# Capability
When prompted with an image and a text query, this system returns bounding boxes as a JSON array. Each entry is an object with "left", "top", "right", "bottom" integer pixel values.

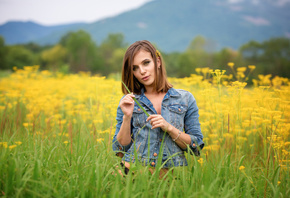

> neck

[{"left": 144, "top": 86, "right": 156, "bottom": 95}]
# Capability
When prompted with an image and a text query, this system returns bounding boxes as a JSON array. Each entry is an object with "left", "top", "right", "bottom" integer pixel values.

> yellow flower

[
  {"left": 0, "top": 142, "right": 8, "bottom": 148},
  {"left": 156, "top": 50, "right": 161, "bottom": 57},
  {"left": 9, "top": 145, "right": 17, "bottom": 150},
  {"left": 239, "top": 166, "right": 245, "bottom": 171},
  {"left": 15, "top": 141, "right": 22, "bottom": 145},
  {"left": 248, "top": 65, "right": 256, "bottom": 71},
  {"left": 227, "top": 62, "right": 234, "bottom": 68},
  {"left": 96, "top": 138, "right": 104, "bottom": 142},
  {"left": 198, "top": 158, "right": 204, "bottom": 166},
  {"left": 277, "top": 181, "right": 281, "bottom": 185},
  {"left": 63, "top": 141, "right": 69, "bottom": 144},
  {"left": 237, "top": 67, "right": 247, "bottom": 72},
  {"left": 23, "top": 123, "right": 29, "bottom": 127}
]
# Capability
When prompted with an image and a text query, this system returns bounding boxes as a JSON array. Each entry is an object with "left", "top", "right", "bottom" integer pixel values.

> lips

[{"left": 142, "top": 76, "right": 150, "bottom": 81}]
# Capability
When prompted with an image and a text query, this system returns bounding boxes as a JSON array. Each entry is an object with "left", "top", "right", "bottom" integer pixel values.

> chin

[{"left": 143, "top": 81, "right": 154, "bottom": 86}]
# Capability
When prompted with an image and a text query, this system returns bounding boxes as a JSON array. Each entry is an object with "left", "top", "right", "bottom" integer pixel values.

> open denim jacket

[{"left": 112, "top": 88, "right": 204, "bottom": 168}]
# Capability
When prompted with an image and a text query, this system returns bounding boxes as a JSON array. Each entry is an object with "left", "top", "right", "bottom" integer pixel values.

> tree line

[{"left": 0, "top": 30, "right": 289, "bottom": 79}]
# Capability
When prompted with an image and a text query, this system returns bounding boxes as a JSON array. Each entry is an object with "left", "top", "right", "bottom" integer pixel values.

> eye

[
  {"left": 144, "top": 61, "right": 150, "bottom": 66},
  {"left": 133, "top": 66, "right": 138, "bottom": 71}
]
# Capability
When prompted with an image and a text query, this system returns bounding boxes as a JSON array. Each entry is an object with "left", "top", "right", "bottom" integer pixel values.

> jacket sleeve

[
  {"left": 183, "top": 92, "right": 204, "bottom": 156},
  {"left": 112, "top": 98, "right": 133, "bottom": 154}
]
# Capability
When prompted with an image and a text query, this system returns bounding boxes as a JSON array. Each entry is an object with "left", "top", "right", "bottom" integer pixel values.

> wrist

[
  {"left": 123, "top": 115, "right": 132, "bottom": 121},
  {"left": 172, "top": 131, "right": 181, "bottom": 142},
  {"left": 166, "top": 124, "right": 174, "bottom": 134}
]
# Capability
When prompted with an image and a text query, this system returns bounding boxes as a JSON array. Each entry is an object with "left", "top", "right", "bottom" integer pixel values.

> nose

[{"left": 139, "top": 66, "right": 146, "bottom": 75}]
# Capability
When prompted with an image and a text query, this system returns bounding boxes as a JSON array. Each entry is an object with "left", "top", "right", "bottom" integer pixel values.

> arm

[
  {"left": 165, "top": 125, "right": 191, "bottom": 149},
  {"left": 182, "top": 92, "right": 204, "bottom": 155},
  {"left": 117, "top": 115, "right": 132, "bottom": 146},
  {"left": 112, "top": 94, "right": 135, "bottom": 157}
]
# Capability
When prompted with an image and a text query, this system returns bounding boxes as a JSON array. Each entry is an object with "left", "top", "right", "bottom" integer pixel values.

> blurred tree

[
  {"left": 175, "top": 36, "right": 214, "bottom": 77},
  {"left": 101, "top": 33, "right": 127, "bottom": 49},
  {"left": 176, "top": 52, "right": 196, "bottom": 77},
  {"left": 6, "top": 45, "right": 36, "bottom": 69},
  {"left": 109, "top": 48, "right": 126, "bottom": 73},
  {"left": 41, "top": 44, "right": 68, "bottom": 71},
  {"left": 99, "top": 33, "right": 127, "bottom": 75},
  {"left": 240, "top": 37, "right": 290, "bottom": 78},
  {"left": 187, "top": 35, "right": 207, "bottom": 51},
  {"left": 23, "top": 42, "right": 50, "bottom": 53},
  {"left": 213, "top": 48, "right": 242, "bottom": 70},
  {"left": 0, "top": 36, "right": 8, "bottom": 70},
  {"left": 61, "top": 30, "right": 98, "bottom": 72},
  {"left": 162, "top": 52, "right": 181, "bottom": 77}
]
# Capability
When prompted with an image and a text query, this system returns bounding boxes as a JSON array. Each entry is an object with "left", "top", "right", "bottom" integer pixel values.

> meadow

[{"left": 0, "top": 65, "right": 289, "bottom": 197}]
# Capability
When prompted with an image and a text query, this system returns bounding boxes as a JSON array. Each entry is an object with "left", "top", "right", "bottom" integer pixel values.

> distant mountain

[
  {"left": 1, "top": 0, "right": 290, "bottom": 52},
  {"left": 0, "top": 21, "right": 86, "bottom": 45}
]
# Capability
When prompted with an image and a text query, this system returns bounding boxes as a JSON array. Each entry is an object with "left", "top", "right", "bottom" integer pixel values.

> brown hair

[{"left": 121, "top": 40, "right": 172, "bottom": 95}]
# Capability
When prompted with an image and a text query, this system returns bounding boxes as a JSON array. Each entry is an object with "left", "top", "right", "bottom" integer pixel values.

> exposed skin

[{"left": 116, "top": 50, "right": 192, "bottom": 177}]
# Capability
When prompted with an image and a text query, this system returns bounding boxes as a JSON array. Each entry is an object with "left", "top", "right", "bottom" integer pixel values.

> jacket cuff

[
  {"left": 185, "top": 135, "right": 204, "bottom": 156},
  {"left": 112, "top": 139, "right": 132, "bottom": 154}
]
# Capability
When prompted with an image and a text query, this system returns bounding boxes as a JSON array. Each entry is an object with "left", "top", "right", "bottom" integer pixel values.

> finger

[
  {"left": 150, "top": 119, "right": 159, "bottom": 126},
  {"left": 151, "top": 123, "right": 163, "bottom": 129},
  {"left": 150, "top": 120, "right": 163, "bottom": 128},
  {"left": 146, "top": 114, "right": 159, "bottom": 122},
  {"left": 127, "top": 93, "right": 135, "bottom": 100},
  {"left": 128, "top": 95, "right": 135, "bottom": 103},
  {"left": 122, "top": 100, "right": 134, "bottom": 105},
  {"left": 149, "top": 117, "right": 163, "bottom": 125},
  {"left": 146, "top": 115, "right": 152, "bottom": 122},
  {"left": 123, "top": 96, "right": 134, "bottom": 104}
]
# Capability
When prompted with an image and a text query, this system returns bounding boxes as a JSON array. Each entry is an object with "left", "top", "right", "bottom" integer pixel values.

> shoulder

[
  {"left": 171, "top": 88, "right": 195, "bottom": 98},
  {"left": 170, "top": 88, "right": 196, "bottom": 107}
]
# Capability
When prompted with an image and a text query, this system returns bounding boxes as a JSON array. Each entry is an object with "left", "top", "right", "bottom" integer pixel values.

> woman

[{"left": 112, "top": 40, "right": 204, "bottom": 176}]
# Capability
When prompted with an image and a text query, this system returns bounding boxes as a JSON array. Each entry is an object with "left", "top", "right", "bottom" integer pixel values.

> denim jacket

[{"left": 112, "top": 88, "right": 204, "bottom": 168}]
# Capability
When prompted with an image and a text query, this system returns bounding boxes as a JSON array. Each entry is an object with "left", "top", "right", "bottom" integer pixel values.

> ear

[{"left": 157, "top": 57, "right": 161, "bottom": 68}]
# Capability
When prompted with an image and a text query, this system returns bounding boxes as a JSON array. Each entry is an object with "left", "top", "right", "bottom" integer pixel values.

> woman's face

[{"left": 132, "top": 50, "right": 160, "bottom": 89}]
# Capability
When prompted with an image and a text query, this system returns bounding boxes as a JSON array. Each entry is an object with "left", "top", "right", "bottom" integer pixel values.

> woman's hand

[
  {"left": 146, "top": 114, "right": 172, "bottom": 132},
  {"left": 120, "top": 93, "right": 135, "bottom": 118}
]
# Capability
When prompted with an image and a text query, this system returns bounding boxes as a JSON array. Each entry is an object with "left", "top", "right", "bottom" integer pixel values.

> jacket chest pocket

[
  {"left": 168, "top": 104, "right": 187, "bottom": 129},
  {"left": 132, "top": 106, "right": 149, "bottom": 128}
]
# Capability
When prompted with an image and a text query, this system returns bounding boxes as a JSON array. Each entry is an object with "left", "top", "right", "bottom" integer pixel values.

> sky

[
  {"left": 0, "top": 0, "right": 151, "bottom": 26},
  {"left": 1, "top": 0, "right": 289, "bottom": 26}
]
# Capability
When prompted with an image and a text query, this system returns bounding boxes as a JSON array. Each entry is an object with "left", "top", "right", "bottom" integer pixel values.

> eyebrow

[{"left": 133, "top": 59, "right": 151, "bottom": 67}]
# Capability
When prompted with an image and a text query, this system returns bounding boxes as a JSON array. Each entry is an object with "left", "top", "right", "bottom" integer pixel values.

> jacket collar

[{"left": 167, "top": 87, "right": 180, "bottom": 97}]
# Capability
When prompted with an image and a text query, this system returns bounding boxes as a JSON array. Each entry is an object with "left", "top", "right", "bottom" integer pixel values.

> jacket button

[
  {"left": 153, "top": 153, "right": 157, "bottom": 157},
  {"left": 159, "top": 138, "right": 162, "bottom": 142},
  {"left": 178, "top": 108, "right": 181, "bottom": 112},
  {"left": 192, "top": 143, "right": 196, "bottom": 147},
  {"left": 151, "top": 162, "right": 155, "bottom": 166},
  {"left": 118, "top": 146, "right": 122, "bottom": 149},
  {"left": 138, "top": 108, "right": 141, "bottom": 111}
]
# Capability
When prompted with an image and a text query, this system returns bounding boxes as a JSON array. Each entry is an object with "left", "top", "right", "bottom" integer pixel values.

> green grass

[
  {"left": 1, "top": 122, "right": 289, "bottom": 198},
  {"left": 0, "top": 70, "right": 12, "bottom": 78}
]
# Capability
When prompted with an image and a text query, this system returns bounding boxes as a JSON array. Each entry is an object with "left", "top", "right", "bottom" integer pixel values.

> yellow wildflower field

[
  {"left": 0, "top": 65, "right": 289, "bottom": 197},
  {"left": 0, "top": 65, "right": 289, "bottom": 168}
]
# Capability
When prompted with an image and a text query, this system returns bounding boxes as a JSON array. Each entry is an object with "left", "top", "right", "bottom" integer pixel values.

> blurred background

[{"left": 0, "top": 0, "right": 289, "bottom": 79}]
